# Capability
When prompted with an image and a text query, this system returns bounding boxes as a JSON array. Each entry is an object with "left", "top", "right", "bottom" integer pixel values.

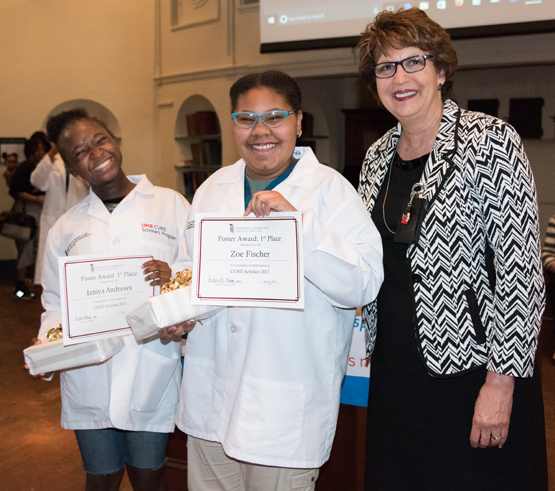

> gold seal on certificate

[
  {"left": 59, "top": 254, "right": 155, "bottom": 345},
  {"left": 192, "top": 212, "right": 304, "bottom": 309}
]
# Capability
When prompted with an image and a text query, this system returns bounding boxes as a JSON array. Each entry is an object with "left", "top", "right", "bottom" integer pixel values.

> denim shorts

[{"left": 74, "top": 428, "right": 169, "bottom": 475}]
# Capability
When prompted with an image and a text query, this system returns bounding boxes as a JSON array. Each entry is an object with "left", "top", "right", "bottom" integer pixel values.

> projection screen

[{"left": 260, "top": 0, "right": 555, "bottom": 53}]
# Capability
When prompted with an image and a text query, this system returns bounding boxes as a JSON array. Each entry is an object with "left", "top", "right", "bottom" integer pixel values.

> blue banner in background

[
  {"left": 340, "top": 315, "right": 370, "bottom": 407},
  {"left": 340, "top": 375, "right": 369, "bottom": 407}
]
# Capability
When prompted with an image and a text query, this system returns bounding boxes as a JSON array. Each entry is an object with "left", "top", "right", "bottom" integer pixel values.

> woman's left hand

[
  {"left": 23, "top": 338, "right": 48, "bottom": 379},
  {"left": 470, "top": 371, "right": 514, "bottom": 449},
  {"left": 142, "top": 259, "right": 171, "bottom": 287},
  {"left": 245, "top": 191, "right": 297, "bottom": 217}
]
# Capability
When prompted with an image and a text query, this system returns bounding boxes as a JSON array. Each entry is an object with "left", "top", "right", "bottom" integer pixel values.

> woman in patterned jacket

[{"left": 357, "top": 8, "right": 547, "bottom": 491}]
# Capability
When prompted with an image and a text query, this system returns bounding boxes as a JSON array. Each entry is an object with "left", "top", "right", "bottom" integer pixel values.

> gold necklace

[{"left": 382, "top": 161, "right": 396, "bottom": 234}]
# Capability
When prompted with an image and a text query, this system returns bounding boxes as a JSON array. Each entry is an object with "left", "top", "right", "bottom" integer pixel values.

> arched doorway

[
  {"left": 174, "top": 95, "right": 221, "bottom": 200},
  {"left": 44, "top": 100, "right": 121, "bottom": 141}
]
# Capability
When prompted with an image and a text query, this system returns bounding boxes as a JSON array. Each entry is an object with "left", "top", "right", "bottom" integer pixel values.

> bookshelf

[
  {"left": 175, "top": 134, "right": 222, "bottom": 168},
  {"left": 174, "top": 103, "right": 222, "bottom": 200},
  {"left": 297, "top": 112, "right": 328, "bottom": 153},
  {"left": 297, "top": 134, "right": 328, "bottom": 152},
  {"left": 175, "top": 164, "right": 221, "bottom": 202}
]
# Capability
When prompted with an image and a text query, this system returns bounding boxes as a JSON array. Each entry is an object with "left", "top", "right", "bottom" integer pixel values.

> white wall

[{"left": 0, "top": 0, "right": 157, "bottom": 259}]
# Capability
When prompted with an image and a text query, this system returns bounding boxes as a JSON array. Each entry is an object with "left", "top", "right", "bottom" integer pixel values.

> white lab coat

[
  {"left": 174, "top": 148, "right": 383, "bottom": 468},
  {"left": 30, "top": 154, "right": 89, "bottom": 284},
  {"left": 40, "top": 175, "right": 190, "bottom": 432}
]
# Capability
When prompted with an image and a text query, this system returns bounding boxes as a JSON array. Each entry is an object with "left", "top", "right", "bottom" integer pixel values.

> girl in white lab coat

[
  {"left": 30, "top": 144, "right": 89, "bottom": 285},
  {"left": 167, "top": 71, "right": 384, "bottom": 491},
  {"left": 33, "top": 108, "right": 190, "bottom": 491}
]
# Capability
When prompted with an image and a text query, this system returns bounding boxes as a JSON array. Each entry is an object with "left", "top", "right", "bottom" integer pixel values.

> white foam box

[
  {"left": 24, "top": 336, "right": 125, "bottom": 376},
  {"left": 126, "top": 285, "right": 224, "bottom": 340}
]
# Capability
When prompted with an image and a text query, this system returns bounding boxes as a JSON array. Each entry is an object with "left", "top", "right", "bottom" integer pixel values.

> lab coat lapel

[
  {"left": 113, "top": 176, "right": 150, "bottom": 249},
  {"left": 278, "top": 146, "right": 317, "bottom": 192},
  {"left": 220, "top": 161, "right": 247, "bottom": 212},
  {"left": 218, "top": 148, "right": 317, "bottom": 212},
  {"left": 87, "top": 192, "right": 111, "bottom": 223}
]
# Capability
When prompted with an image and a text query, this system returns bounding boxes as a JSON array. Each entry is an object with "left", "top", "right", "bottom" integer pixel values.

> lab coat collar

[
  {"left": 85, "top": 174, "right": 153, "bottom": 220},
  {"left": 215, "top": 162, "right": 246, "bottom": 212},
  {"left": 218, "top": 147, "right": 319, "bottom": 211},
  {"left": 125, "top": 174, "right": 155, "bottom": 198},
  {"left": 282, "top": 146, "right": 319, "bottom": 190}
]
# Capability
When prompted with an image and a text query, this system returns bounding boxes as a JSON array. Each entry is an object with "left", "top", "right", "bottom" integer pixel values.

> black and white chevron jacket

[{"left": 358, "top": 99, "right": 545, "bottom": 378}]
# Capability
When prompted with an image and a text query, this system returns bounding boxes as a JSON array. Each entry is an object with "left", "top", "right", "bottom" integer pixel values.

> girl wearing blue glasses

[{"left": 168, "top": 70, "right": 384, "bottom": 491}]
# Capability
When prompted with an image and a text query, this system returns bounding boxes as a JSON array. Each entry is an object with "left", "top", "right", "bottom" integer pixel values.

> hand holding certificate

[
  {"left": 124, "top": 211, "right": 305, "bottom": 340},
  {"left": 59, "top": 254, "right": 155, "bottom": 345},
  {"left": 192, "top": 212, "right": 304, "bottom": 309}
]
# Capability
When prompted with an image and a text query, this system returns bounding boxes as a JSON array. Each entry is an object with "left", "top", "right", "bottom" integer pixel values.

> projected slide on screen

[{"left": 260, "top": 0, "right": 554, "bottom": 52}]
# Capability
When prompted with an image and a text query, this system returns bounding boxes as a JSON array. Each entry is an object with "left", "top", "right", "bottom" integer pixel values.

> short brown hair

[{"left": 358, "top": 8, "right": 458, "bottom": 101}]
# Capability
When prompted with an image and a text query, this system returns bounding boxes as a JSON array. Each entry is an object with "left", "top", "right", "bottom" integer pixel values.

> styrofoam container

[
  {"left": 24, "top": 336, "right": 125, "bottom": 376},
  {"left": 126, "top": 285, "right": 224, "bottom": 340}
]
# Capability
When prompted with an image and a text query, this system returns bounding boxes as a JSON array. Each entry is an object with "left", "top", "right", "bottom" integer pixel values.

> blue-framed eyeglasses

[
  {"left": 371, "top": 54, "right": 433, "bottom": 79},
  {"left": 231, "top": 110, "right": 296, "bottom": 128}
]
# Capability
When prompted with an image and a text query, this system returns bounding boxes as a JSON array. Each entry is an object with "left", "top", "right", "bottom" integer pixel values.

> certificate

[
  {"left": 59, "top": 254, "right": 155, "bottom": 345},
  {"left": 192, "top": 212, "right": 304, "bottom": 309}
]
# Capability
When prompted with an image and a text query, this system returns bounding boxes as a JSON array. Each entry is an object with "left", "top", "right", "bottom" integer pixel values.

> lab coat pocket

[
  {"left": 236, "top": 376, "right": 305, "bottom": 458},
  {"left": 61, "top": 365, "right": 109, "bottom": 411},
  {"left": 182, "top": 356, "right": 215, "bottom": 428},
  {"left": 131, "top": 347, "right": 179, "bottom": 413}
]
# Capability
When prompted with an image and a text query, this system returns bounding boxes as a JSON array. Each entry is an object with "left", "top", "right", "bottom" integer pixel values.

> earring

[
  {"left": 297, "top": 130, "right": 302, "bottom": 138},
  {"left": 437, "top": 83, "right": 443, "bottom": 91}
]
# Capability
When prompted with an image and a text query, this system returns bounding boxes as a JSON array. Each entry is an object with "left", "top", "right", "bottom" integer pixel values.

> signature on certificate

[{"left": 208, "top": 276, "right": 238, "bottom": 285}]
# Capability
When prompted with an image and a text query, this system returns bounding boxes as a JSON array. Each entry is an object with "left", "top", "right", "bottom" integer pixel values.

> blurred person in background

[
  {"left": 2, "top": 152, "right": 19, "bottom": 187},
  {"left": 9, "top": 136, "right": 48, "bottom": 299},
  {"left": 31, "top": 140, "right": 89, "bottom": 285}
]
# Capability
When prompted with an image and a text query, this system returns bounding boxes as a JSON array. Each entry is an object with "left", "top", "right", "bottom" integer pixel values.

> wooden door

[{"left": 342, "top": 108, "right": 396, "bottom": 189}]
